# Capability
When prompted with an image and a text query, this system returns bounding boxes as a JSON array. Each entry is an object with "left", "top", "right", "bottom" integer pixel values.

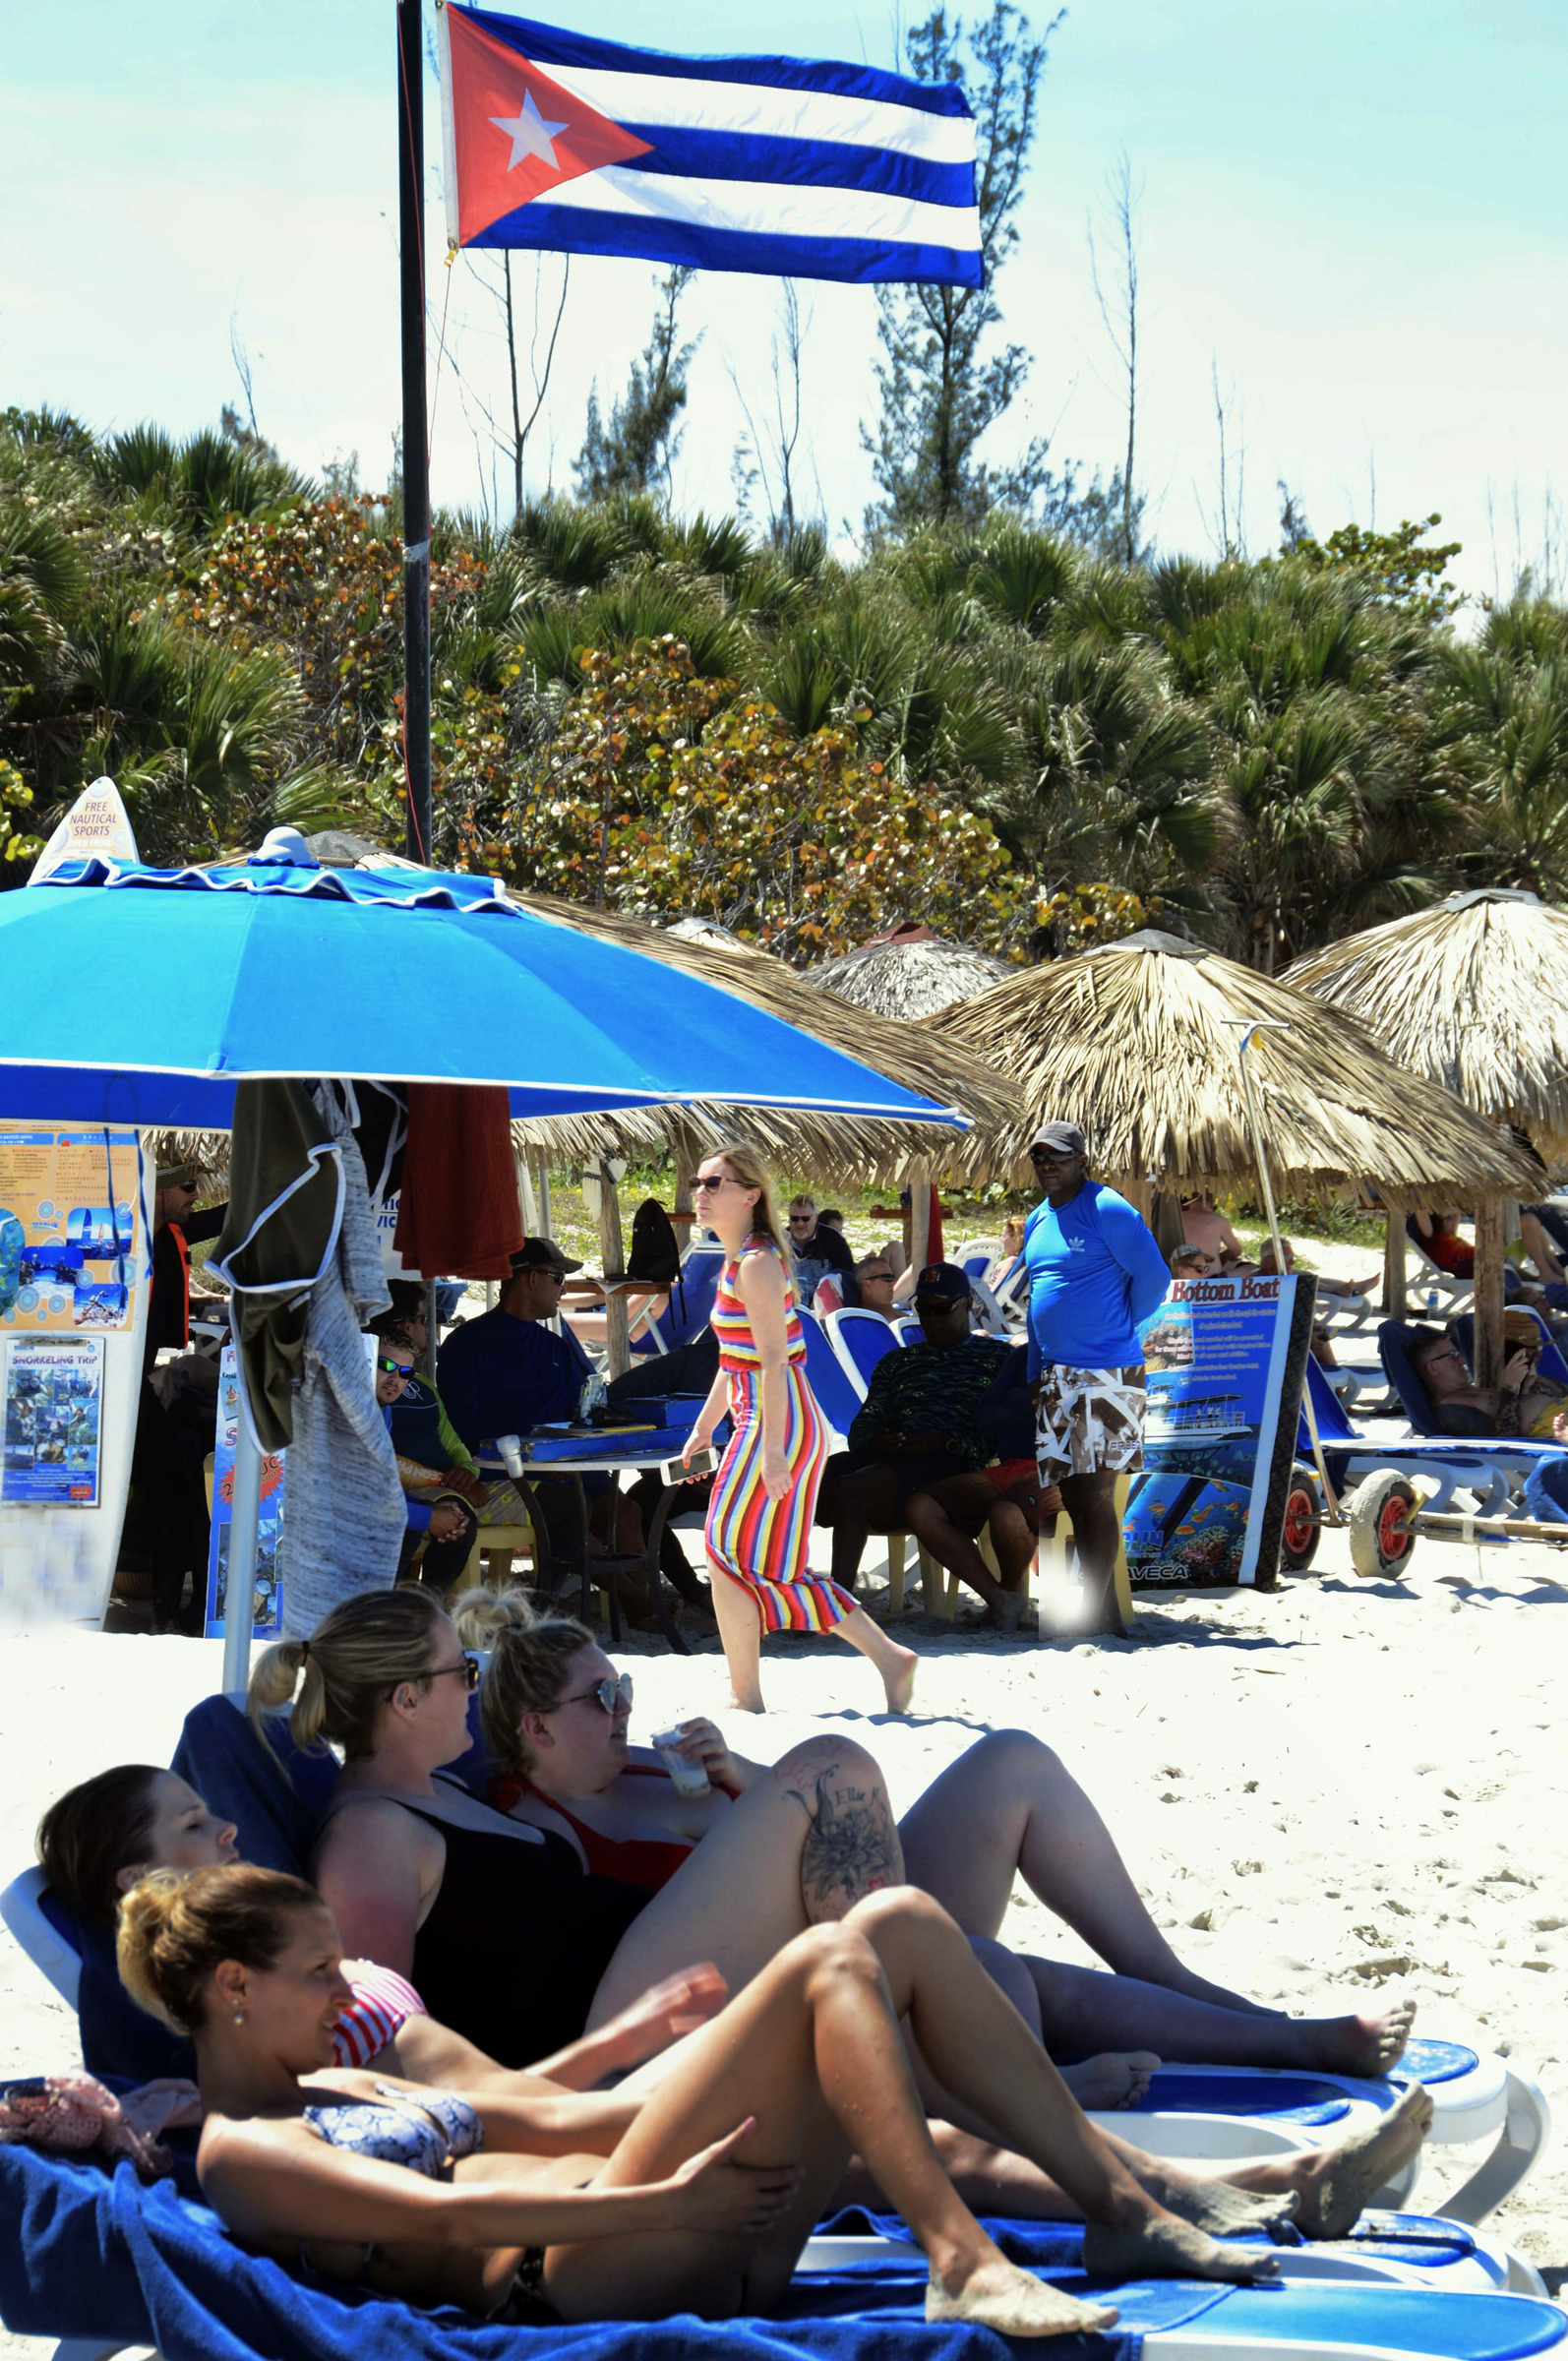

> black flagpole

[{"left": 397, "top": 0, "right": 433, "bottom": 864}]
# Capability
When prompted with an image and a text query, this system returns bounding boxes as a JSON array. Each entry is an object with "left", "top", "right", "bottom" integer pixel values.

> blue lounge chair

[
  {"left": 629, "top": 1243, "right": 726, "bottom": 1358},
  {"left": 1, "top": 2142, "right": 1562, "bottom": 2361},
  {"left": 823, "top": 1306, "right": 901, "bottom": 1394}
]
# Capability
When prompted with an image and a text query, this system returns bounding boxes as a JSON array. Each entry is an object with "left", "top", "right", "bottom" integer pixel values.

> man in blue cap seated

[
  {"left": 438, "top": 1238, "right": 654, "bottom": 1620},
  {"left": 1023, "top": 1117, "right": 1170, "bottom": 1633},
  {"left": 815, "top": 1261, "right": 1011, "bottom": 1594}
]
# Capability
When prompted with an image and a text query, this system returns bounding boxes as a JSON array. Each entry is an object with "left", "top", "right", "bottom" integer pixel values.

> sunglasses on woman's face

[
  {"left": 558, "top": 1671, "right": 633, "bottom": 1716},
  {"left": 389, "top": 1654, "right": 479, "bottom": 1703},
  {"left": 693, "top": 1174, "right": 737, "bottom": 1194}
]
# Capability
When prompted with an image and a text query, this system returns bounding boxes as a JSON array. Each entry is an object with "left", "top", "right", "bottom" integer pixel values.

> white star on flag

[{"left": 489, "top": 88, "right": 571, "bottom": 172}]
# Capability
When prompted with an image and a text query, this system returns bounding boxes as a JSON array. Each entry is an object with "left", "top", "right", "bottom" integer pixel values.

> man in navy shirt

[
  {"left": 1023, "top": 1119, "right": 1169, "bottom": 1632},
  {"left": 438, "top": 1238, "right": 653, "bottom": 1615}
]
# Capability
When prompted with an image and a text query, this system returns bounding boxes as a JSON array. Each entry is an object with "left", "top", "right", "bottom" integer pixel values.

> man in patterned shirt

[{"left": 815, "top": 1262, "right": 1011, "bottom": 1592}]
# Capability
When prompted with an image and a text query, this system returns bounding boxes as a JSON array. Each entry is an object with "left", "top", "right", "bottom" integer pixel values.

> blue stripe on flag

[
  {"left": 462, "top": 200, "right": 984, "bottom": 287},
  {"left": 456, "top": 2, "right": 972, "bottom": 116},
  {"left": 616, "top": 127, "right": 973, "bottom": 210}
]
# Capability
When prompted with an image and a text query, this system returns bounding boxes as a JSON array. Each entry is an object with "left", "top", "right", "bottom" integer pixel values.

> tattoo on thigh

[{"left": 790, "top": 1771, "right": 902, "bottom": 1922}]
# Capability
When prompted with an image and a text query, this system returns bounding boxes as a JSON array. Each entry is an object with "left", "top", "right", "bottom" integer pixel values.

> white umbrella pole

[
  {"left": 1234, "top": 1023, "right": 1342, "bottom": 1525},
  {"left": 222, "top": 1413, "right": 263, "bottom": 1694}
]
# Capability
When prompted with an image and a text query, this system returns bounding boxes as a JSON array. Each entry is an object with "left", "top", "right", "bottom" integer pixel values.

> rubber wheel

[
  {"left": 1279, "top": 1467, "right": 1323, "bottom": 1572},
  {"left": 1347, "top": 1470, "right": 1417, "bottom": 1579}
]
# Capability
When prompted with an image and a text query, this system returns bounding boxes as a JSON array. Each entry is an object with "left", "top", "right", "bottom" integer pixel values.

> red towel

[
  {"left": 392, "top": 1083, "right": 524, "bottom": 1279},
  {"left": 926, "top": 1184, "right": 944, "bottom": 1267}
]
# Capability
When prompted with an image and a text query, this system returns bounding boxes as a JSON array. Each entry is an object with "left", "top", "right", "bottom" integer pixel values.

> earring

[{"left": 232, "top": 2010, "right": 246, "bottom": 2026}]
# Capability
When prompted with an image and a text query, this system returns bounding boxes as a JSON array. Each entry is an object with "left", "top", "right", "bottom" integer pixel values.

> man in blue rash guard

[{"left": 1023, "top": 1119, "right": 1170, "bottom": 1631}]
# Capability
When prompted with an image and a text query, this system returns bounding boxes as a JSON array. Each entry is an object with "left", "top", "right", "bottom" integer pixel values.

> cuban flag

[{"left": 438, "top": 2, "right": 981, "bottom": 287}]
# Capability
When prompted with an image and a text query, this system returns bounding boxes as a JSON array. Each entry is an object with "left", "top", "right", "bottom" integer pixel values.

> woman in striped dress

[{"left": 683, "top": 1143, "right": 919, "bottom": 1716}]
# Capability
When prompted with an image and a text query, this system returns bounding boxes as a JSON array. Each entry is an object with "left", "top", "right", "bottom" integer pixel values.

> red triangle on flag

[{"left": 447, "top": 9, "right": 653, "bottom": 245}]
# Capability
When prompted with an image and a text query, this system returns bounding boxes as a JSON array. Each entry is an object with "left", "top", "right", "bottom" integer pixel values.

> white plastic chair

[{"left": 0, "top": 1864, "right": 80, "bottom": 2007}]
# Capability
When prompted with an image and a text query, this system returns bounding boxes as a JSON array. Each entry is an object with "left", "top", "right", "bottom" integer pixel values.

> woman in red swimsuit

[{"left": 469, "top": 1600, "right": 1418, "bottom": 2096}]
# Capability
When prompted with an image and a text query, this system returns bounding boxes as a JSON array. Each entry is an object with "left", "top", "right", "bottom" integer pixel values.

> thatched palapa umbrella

[
  {"left": 929, "top": 930, "right": 1539, "bottom": 1215},
  {"left": 1286, "top": 888, "right": 1568, "bottom": 1379},
  {"left": 810, "top": 925, "right": 1015, "bottom": 1022},
  {"left": 505, "top": 893, "right": 1026, "bottom": 1190}
]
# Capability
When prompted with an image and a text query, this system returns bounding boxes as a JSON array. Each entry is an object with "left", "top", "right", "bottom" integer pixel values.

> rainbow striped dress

[{"left": 704, "top": 1238, "right": 854, "bottom": 1635}]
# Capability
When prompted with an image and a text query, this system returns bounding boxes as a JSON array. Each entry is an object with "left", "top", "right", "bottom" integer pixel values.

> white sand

[{"left": 0, "top": 1504, "right": 1564, "bottom": 2359}]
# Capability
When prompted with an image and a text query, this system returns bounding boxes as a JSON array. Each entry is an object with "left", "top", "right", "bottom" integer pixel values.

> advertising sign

[
  {"left": 1123, "top": 1270, "right": 1315, "bottom": 1588},
  {"left": 0, "top": 1127, "right": 140, "bottom": 1334},
  {"left": 1, "top": 1334, "right": 103, "bottom": 1507},
  {"left": 29, "top": 775, "right": 139, "bottom": 883},
  {"left": 203, "top": 1344, "right": 284, "bottom": 1640}
]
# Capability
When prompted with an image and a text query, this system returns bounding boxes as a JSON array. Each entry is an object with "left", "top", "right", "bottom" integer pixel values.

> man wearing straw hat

[{"left": 1023, "top": 1120, "right": 1170, "bottom": 1633}]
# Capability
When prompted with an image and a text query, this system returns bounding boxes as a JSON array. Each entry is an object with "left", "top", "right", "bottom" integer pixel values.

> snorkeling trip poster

[
  {"left": 0, "top": 1125, "right": 140, "bottom": 1334},
  {"left": 1123, "top": 1271, "right": 1315, "bottom": 1588},
  {"left": 1, "top": 1334, "right": 103, "bottom": 1506},
  {"left": 203, "top": 1344, "right": 284, "bottom": 1640}
]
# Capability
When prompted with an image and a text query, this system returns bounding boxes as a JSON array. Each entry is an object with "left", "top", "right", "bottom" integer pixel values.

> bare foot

[
  {"left": 1293, "top": 2084, "right": 1433, "bottom": 2238},
  {"left": 1136, "top": 2163, "right": 1299, "bottom": 2239},
  {"left": 1083, "top": 2212, "right": 1279, "bottom": 2285},
  {"left": 1307, "top": 1998, "right": 1417, "bottom": 2079},
  {"left": 1064, "top": 2051, "right": 1160, "bottom": 2109},
  {"left": 928, "top": 2260, "right": 1119, "bottom": 2338},
  {"left": 882, "top": 1646, "right": 918, "bottom": 1715},
  {"left": 728, "top": 1693, "right": 766, "bottom": 1715}
]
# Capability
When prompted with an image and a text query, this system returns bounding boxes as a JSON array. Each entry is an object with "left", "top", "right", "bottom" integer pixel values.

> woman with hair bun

[
  {"left": 114, "top": 1861, "right": 1328, "bottom": 2327},
  {"left": 682, "top": 1142, "right": 918, "bottom": 1715}
]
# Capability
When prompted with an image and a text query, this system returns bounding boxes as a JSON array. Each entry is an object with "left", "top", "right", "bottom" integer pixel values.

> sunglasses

[
  {"left": 389, "top": 1654, "right": 479, "bottom": 1702},
  {"left": 1029, "top": 1145, "right": 1076, "bottom": 1165},
  {"left": 557, "top": 1671, "right": 633, "bottom": 1715},
  {"left": 788, "top": 1215, "right": 814, "bottom": 1226},
  {"left": 693, "top": 1175, "right": 738, "bottom": 1194},
  {"left": 517, "top": 1263, "right": 565, "bottom": 1281},
  {"left": 377, "top": 1356, "right": 413, "bottom": 1377}
]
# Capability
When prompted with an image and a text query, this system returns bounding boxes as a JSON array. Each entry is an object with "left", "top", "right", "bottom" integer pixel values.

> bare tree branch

[{"left": 1087, "top": 147, "right": 1143, "bottom": 564}]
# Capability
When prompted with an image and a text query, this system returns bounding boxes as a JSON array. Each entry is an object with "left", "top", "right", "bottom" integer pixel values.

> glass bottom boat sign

[{"left": 1123, "top": 1271, "right": 1316, "bottom": 1588}]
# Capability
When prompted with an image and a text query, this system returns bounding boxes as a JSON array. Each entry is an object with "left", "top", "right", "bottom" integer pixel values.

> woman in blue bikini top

[{"left": 117, "top": 1850, "right": 1369, "bottom": 2335}]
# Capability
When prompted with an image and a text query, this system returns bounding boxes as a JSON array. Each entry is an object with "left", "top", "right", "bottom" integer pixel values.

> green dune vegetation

[{"left": 2, "top": 399, "right": 1565, "bottom": 971}]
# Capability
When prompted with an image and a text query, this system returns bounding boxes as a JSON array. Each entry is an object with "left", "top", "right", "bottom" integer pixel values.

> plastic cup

[
  {"left": 495, "top": 1433, "right": 524, "bottom": 1479},
  {"left": 650, "top": 1727, "right": 710, "bottom": 1796}
]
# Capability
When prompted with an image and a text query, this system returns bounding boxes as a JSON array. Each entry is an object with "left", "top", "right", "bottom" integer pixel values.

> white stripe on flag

[
  {"left": 525, "top": 163, "right": 982, "bottom": 249},
  {"left": 525, "top": 58, "right": 974, "bottom": 164}
]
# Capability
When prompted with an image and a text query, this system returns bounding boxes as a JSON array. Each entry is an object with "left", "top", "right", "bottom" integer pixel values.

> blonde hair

[
  {"left": 117, "top": 1863, "right": 322, "bottom": 2034},
  {"left": 703, "top": 1139, "right": 789, "bottom": 1257},
  {"left": 450, "top": 1583, "right": 536, "bottom": 1652},
  {"left": 480, "top": 1612, "right": 598, "bottom": 1779},
  {"left": 247, "top": 1587, "right": 448, "bottom": 1761}
]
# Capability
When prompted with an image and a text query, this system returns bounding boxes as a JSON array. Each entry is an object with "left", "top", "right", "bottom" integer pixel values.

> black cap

[
  {"left": 1030, "top": 1118, "right": 1087, "bottom": 1157},
  {"left": 510, "top": 1236, "right": 582, "bottom": 1277},
  {"left": 913, "top": 1260, "right": 973, "bottom": 1305}
]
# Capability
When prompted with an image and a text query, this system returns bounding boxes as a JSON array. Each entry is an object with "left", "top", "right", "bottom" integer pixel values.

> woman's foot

[
  {"left": 1083, "top": 2211, "right": 1279, "bottom": 2285},
  {"left": 1301, "top": 2000, "right": 1417, "bottom": 2079},
  {"left": 927, "top": 2259, "right": 1119, "bottom": 2338},
  {"left": 1291, "top": 2085, "right": 1433, "bottom": 2238},
  {"left": 882, "top": 1645, "right": 918, "bottom": 1715},
  {"left": 1133, "top": 2164, "right": 1299, "bottom": 2239},
  {"left": 1062, "top": 2051, "right": 1160, "bottom": 2110}
]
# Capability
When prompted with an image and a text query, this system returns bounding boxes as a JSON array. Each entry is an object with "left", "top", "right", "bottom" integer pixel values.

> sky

[{"left": 5, "top": 1, "right": 1566, "bottom": 601}]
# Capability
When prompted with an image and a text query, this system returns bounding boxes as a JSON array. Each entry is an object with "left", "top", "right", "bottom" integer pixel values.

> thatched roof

[
  {"left": 928, "top": 929, "right": 1542, "bottom": 1205},
  {"left": 810, "top": 932, "right": 1015, "bottom": 1022},
  {"left": 502, "top": 894, "right": 1027, "bottom": 1187},
  {"left": 1284, "top": 891, "right": 1568, "bottom": 1167}
]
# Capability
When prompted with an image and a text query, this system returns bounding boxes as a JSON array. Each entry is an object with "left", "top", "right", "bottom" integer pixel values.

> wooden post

[
  {"left": 1473, "top": 1198, "right": 1506, "bottom": 1388},
  {"left": 596, "top": 1155, "right": 632, "bottom": 1379},
  {"left": 1383, "top": 1210, "right": 1408, "bottom": 1321},
  {"left": 908, "top": 1165, "right": 932, "bottom": 1273},
  {"left": 672, "top": 1151, "right": 694, "bottom": 1241}
]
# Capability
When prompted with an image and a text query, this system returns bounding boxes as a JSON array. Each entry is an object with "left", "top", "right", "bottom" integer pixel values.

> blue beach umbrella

[
  {"left": 0, "top": 853, "right": 964, "bottom": 1129},
  {"left": 0, "top": 844, "right": 962, "bottom": 1680}
]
